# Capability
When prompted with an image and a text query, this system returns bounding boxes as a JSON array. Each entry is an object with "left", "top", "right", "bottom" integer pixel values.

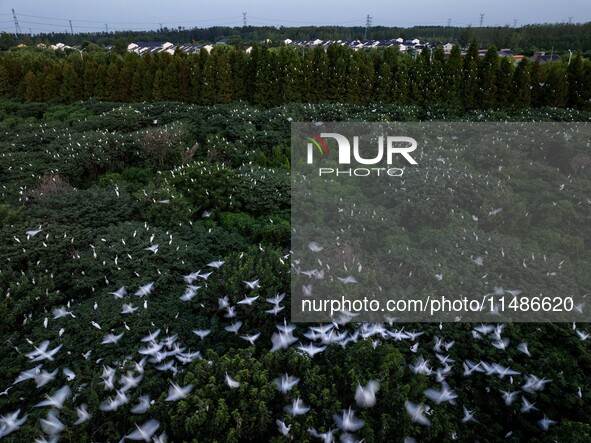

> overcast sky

[{"left": 2, "top": 0, "right": 590, "bottom": 34}]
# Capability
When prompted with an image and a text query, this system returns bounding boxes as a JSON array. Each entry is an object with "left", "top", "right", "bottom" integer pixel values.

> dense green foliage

[
  {"left": 1, "top": 43, "right": 591, "bottom": 110},
  {"left": 0, "top": 100, "right": 590, "bottom": 442}
]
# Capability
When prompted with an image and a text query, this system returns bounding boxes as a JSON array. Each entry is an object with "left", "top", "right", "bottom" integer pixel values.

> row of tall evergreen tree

[{"left": 0, "top": 43, "right": 590, "bottom": 109}]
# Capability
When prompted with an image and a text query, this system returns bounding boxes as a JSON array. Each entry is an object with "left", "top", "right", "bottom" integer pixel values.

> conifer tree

[
  {"left": 495, "top": 57, "right": 513, "bottom": 108},
  {"left": 82, "top": 59, "right": 98, "bottom": 99},
  {"left": 60, "top": 63, "right": 81, "bottom": 102},
  {"left": 544, "top": 62, "right": 568, "bottom": 107},
  {"left": 511, "top": 58, "right": 532, "bottom": 107},
  {"left": 105, "top": 59, "right": 121, "bottom": 101},
  {"left": 462, "top": 40, "right": 480, "bottom": 109},
  {"left": 280, "top": 47, "right": 304, "bottom": 103},
  {"left": 529, "top": 59, "right": 545, "bottom": 107},
  {"left": 0, "top": 64, "right": 12, "bottom": 97},
  {"left": 216, "top": 52, "right": 235, "bottom": 104},
  {"left": 24, "top": 70, "right": 37, "bottom": 102},
  {"left": 309, "top": 45, "right": 329, "bottom": 102},
  {"left": 567, "top": 51, "right": 584, "bottom": 108},
  {"left": 392, "top": 58, "right": 410, "bottom": 105},
  {"left": 478, "top": 46, "right": 499, "bottom": 108}
]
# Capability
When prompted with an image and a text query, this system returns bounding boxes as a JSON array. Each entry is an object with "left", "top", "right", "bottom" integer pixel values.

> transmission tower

[
  {"left": 364, "top": 14, "right": 372, "bottom": 40},
  {"left": 447, "top": 18, "right": 452, "bottom": 27},
  {"left": 69, "top": 20, "right": 74, "bottom": 34},
  {"left": 479, "top": 13, "right": 485, "bottom": 27},
  {"left": 243, "top": 12, "right": 247, "bottom": 27},
  {"left": 12, "top": 9, "right": 21, "bottom": 36}
]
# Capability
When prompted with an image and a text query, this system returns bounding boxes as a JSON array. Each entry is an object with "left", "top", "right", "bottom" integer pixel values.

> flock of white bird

[
  {"left": 1, "top": 115, "right": 590, "bottom": 442},
  {"left": 1, "top": 227, "right": 585, "bottom": 441}
]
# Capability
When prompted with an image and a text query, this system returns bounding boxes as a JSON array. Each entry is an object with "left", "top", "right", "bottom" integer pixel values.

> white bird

[
  {"left": 109, "top": 286, "right": 127, "bottom": 299},
  {"left": 224, "top": 321, "right": 243, "bottom": 334},
  {"left": 192, "top": 329, "right": 211, "bottom": 340},
  {"left": 240, "top": 333, "right": 261, "bottom": 345},
  {"left": 74, "top": 404, "right": 91, "bottom": 425},
  {"left": 218, "top": 295, "right": 230, "bottom": 310},
  {"left": 207, "top": 260, "right": 225, "bottom": 268},
  {"left": 273, "top": 374, "right": 300, "bottom": 393},
  {"left": 52, "top": 306, "right": 75, "bottom": 319},
  {"left": 355, "top": 380, "right": 380, "bottom": 408},
  {"left": 271, "top": 331, "right": 297, "bottom": 352},
  {"left": 13, "top": 365, "right": 42, "bottom": 385},
  {"left": 244, "top": 279, "right": 260, "bottom": 289},
  {"left": 124, "top": 419, "right": 160, "bottom": 441},
  {"left": 462, "top": 405, "right": 478, "bottom": 423},
  {"left": 308, "top": 241, "right": 324, "bottom": 252},
  {"left": 165, "top": 382, "right": 193, "bottom": 401},
  {"left": 520, "top": 396, "right": 538, "bottom": 413},
  {"left": 40, "top": 410, "right": 65, "bottom": 436},
  {"left": 0, "top": 387, "right": 11, "bottom": 396},
  {"left": 144, "top": 244, "right": 159, "bottom": 254},
  {"left": 308, "top": 427, "right": 336, "bottom": 443},
  {"left": 102, "top": 332, "right": 124, "bottom": 344},
  {"left": 522, "top": 374, "right": 552, "bottom": 393},
  {"left": 266, "top": 293, "right": 286, "bottom": 305},
  {"left": 424, "top": 382, "right": 458, "bottom": 404},
  {"left": 0, "top": 409, "right": 28, "bottom": 438},
  {"left": 538, "top": 415, "right": 557, "bottom": 431},
  {"left": 337, "top": 276, "right": 357, "bottom": 284},
  {"left": 296, "top": 342, "right": 326, "bottom": 357},
  {"left": 333, "top": 407, "right": 365, "bottom": 432},
  {"left": 225, "top": 373, "right": 241, "bottom": 389},
  {"left": 237, "top": 295, "right": 260, "bottom": 305},
  {"left": 35, "top": 385, "right": 71, "bottom": 409},
  {"left": 121, "top": 303, "right": 138, "bottom": 314},
  {"left": 130, "top": 395, "right": 152, "bottom": 414},
  {"left": 491, "top": 338, "right": 510, "bottom": 350},
  {"left": 141, "top": 329, "right": 161, "bottom": 342},
  {"left": 224, "top": 306, "right": 237, "bottom": 318},
  {"left": 135, "top": 282, "right": 155, "bottom": 297},
  {"left": 517, "top": 342, "right": 531, "bottom": 357},
  {"left": 276, "top": 419, "right": 291, "bottom": 436},
  {"left": 405, "top": 401, "right": 431, "bottom": 426},
  {"left": 26, "top": 227, "right": 43, "bottom": 239},
  {"left": 285, "top": 397, "right": 310, "bottom": 416},
  {"left": 26, "top": 341, "right": 62, "bottom": 362},
  {"left": 180, "top": 285, "right": 201, "bottom": 302},
  {"left": 266, "top": 305, "right": 285, "bottom": 315}
]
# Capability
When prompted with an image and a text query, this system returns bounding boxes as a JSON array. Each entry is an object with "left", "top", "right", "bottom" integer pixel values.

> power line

[{"left": 248, "top": 15, "right": 360, "bottom": 25}]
